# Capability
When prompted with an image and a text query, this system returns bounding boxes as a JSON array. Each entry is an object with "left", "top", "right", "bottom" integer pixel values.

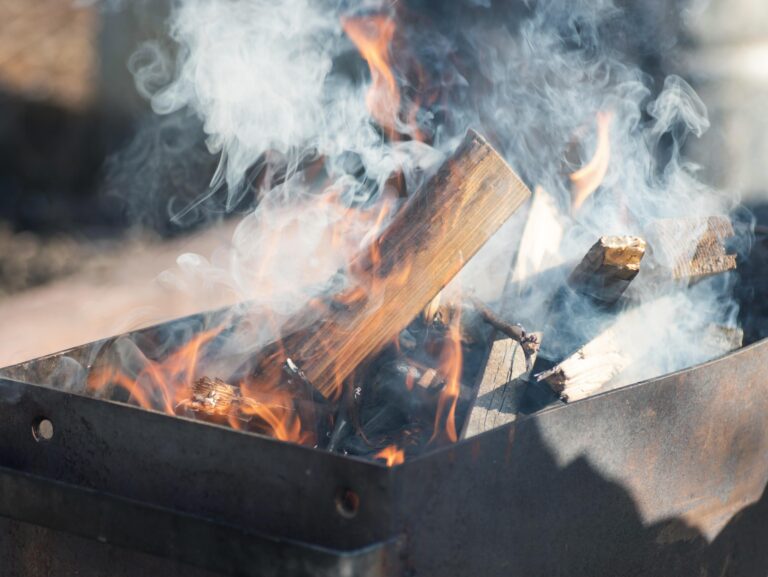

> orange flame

[
  {"left": 431, "top": 302, "right": 463, "bottom": 443},
  {"left": 87, "top": 324, "right": 313, "bottom": 445},
  {"left": 570, "top": 111, "right": 614, "bottom": 212},
  {"left": 87, "top": 327, "right": 224, "bottom": 416},
  {"left": 342, "top": 15, "right": 400, "bottom": 135},
  {"left": 374, "top": 444, "right": 405, "bottom": 467}
]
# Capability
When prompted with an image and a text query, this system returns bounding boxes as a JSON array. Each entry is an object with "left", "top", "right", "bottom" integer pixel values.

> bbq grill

[{"left": 1, "top": 309, "right": 766, "bottom": 577}]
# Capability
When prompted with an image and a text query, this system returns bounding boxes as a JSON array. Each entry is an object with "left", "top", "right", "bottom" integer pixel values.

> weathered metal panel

[{"left": 1, "top": 329, "right": 766, "bottom": 576}]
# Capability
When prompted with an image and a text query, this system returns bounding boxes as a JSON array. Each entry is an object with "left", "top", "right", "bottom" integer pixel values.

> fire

[
  {"left": 342, "top": 15, "right": 400, "bottom": 134},
  {"left": 431, "top": 302, "right": 463, "bottom": 443},
  {"left": 87, "top": 325, "right": 312, "bottom": 446},
  {"left": 570, "top": 111, "right": 614, "bottom": 212},
  {"left": 374, "top": 444, "right": 405, "bottom": 467},
  {"left": 87, "top": 327, "right": 224, "bottom": 416}
]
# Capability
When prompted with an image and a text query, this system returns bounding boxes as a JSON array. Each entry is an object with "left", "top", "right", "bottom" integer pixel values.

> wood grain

[{"left": 256, "top": 130, "right": 532, "bottom": 399}]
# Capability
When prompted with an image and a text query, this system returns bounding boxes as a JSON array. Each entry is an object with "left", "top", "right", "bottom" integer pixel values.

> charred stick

[{"left": 471, "top": 299, "right": 540, "bottom": 365}]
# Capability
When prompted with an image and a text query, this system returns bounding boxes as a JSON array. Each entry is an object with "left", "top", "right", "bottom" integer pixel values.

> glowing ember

[
  {"left": 374, "top": 444, "right": 405, "bottom": 467},
  {"left": 570, "top": 111, "right": 614, "bottom": 212}
]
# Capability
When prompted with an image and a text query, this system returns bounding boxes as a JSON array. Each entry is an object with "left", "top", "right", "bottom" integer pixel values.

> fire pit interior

[{"left": 1, "top": 1, "right": 767, "bottom": 576}]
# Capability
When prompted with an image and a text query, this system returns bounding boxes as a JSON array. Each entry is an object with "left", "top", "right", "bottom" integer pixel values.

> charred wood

[{"left": 471, "top": 299, "right": 540, "bottom": 365}]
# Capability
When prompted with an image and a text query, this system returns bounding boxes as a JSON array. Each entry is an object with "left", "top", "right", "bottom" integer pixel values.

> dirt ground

[{"left": 0, "top": 221, "right": 241, "bottom": 368}]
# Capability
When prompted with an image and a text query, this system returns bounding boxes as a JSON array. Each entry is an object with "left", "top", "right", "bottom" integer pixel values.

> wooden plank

[
  {"left": 646, "top": 216, "right": 736, "bottom": 281},
  {"left": 464, "top": 333, "right": 541, "bottom": 438},
  {"left": 251, "top": 130, "right": 532, "bottom": 399},
  {"left": 460, "top": 187, "right": 557, "bottom": 438},
  {"left": 509, "top": 186, "right": 564, "bottom": 290}
]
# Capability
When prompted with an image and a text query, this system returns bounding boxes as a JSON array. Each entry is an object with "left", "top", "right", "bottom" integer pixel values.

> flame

[
  {"left": 87, "top": 327, "right": 224, "bottom": 415},
  {"left": 431, "top": 301, "right": 463, "bottom": 443},
  {"left": 87, "top": 324, "right": 312, "bottom": 445},
  {"left": 570, "top": 111, "right": 614, "bottom": 212},
  {"left": 342, "top": 15, "right": 399, "bottom": 134},
  {"left": 374, "top": 444, "right": 405, "bottom": 467},
  {"left": 238, "top": 388, "right": 310, "bottom": 444}
]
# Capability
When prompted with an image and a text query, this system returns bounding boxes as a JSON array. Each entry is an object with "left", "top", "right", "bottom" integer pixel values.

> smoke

[{"left": 124, "top": 0, "right": 745, "bottom": 391}]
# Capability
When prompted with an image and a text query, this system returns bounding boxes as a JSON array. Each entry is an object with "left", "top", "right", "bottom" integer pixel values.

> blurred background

[{"left": 0, "top": 0, "right": 766, "bottom": 366}]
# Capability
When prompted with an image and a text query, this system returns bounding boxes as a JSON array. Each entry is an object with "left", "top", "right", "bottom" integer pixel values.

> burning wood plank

[
  {"left": 568, "top": 236, "right": 646, "bottom": 304},
  {"left": 181, "top": 376, "right": 240, "bottom": 417},
  {"left": 463, "top": 333, "right": 541, "bottom": 438},
  {"left": 646, "top": 216, "right": 736, "bottom": 282},
  {"left": 255, "top": 130, "right": 532, "bottom": 399}
]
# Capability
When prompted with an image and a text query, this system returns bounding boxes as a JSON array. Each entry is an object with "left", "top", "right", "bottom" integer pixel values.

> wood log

[
  {"left": 181, "top": 376, "right": 240, "bottom": 418},
  {"left": 646, "top": 216, "right": 736, "bottom": 282},
  {"left": 536, "top": 303, "right": 744, "bottom": 403},
  {"left": 464, "top": 333, "right": 541, "bottom": 438},
  {"left": 568, "top": 236, "right": 646, "bottom": 304},
  {"left": 535, "top": 324, "right": 628, "bottom": 403},
  {"left": 253, "top": 130, "right": 532, "bottom": 399}
]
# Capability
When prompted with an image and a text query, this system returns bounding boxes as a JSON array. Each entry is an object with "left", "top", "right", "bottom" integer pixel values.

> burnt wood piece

[
  {"left": 180, "top": 376, "right": 240, "bottom": 418},
  {"left": 472, "top": 299, "right": 540, "bottom": 364},
  {"left": 646, "top": 216, "right": 736, "bottom": 281},
  {"left": 568, "top": 236, "right": 646, "bottom": 304},
  {"left": 255, "top": 130, "right": 532, "bottom": 399},
  {"left": 464, "top": 334, "right": 541, "bottom": 438}
]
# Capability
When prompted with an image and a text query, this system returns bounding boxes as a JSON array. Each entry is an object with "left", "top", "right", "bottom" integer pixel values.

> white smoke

[{"left": 128, "top": 0, "right": 745, "bottom": 391}]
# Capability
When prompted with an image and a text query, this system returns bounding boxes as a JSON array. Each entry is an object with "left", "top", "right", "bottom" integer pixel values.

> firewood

[
  {"left": 568, "top": 236, "right": 646, "bottom": 304},
  {"left": 534, "top": 301, "right": 657, "bottom": 402},
  {"left": 535, "top": 305, "right": 745, "bottom": 403},
  {"left": 509, "top": 186, "right": 565, "bottom": 290},
  {"left": 183, "top": 376, "right": 240, "bottom": 417},
  {"left": 471, "top": 299, "right": 540, "bottom": 365},
  {"left": 535, "top": 325, "right": 628, "bottom": 403},
  {"left": 253, "top": 130, "right": 532, "bottom": 399},
  {"left": 459, "top": 190, "right": 555, "bottom": 438},
  {"left": 463, "top": 333, "right": 541, "bottom": 438},
  {"left": 646, "top": 216, "right": 736, "bottom": 282}
]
